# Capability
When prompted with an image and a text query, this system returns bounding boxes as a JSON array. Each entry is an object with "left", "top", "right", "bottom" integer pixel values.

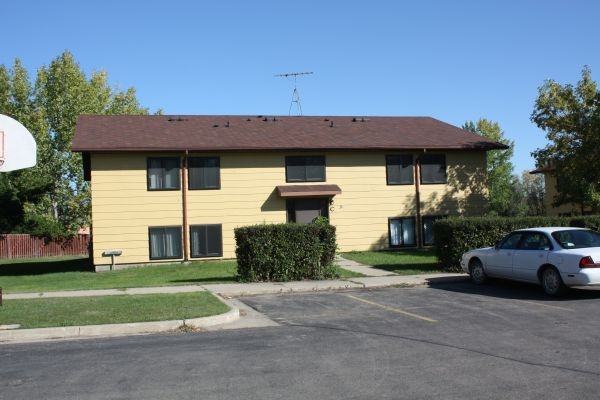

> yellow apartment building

[
  {"left": 72, "top": 115, "right": 506, "bottom": 270},
  {"left": 530, "top": 167, "right": 592, "bottom": 216}
]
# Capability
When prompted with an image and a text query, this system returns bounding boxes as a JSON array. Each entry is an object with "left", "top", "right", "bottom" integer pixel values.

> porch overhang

[{"left": 276, "top": 184, "right": 342, "bottom": 198}]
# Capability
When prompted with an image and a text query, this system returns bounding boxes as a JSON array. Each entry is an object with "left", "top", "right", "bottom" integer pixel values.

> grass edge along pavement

[
  {"left": 0, "top": 257, "right": 364, "bottom": 294},
  {"left": 0, "top": 292, "right": 230, "bottom": 329},
  {"left": 341, "top": 249, "right": 442, "bottom": 275},
  {"left": 0, "top": 250, "right": 442, "bottom": 331}
]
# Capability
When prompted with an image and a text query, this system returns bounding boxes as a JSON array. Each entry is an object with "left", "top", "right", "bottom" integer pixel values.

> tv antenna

[{"left": 275, "top": 71, "right": 313, "bottom": 116}]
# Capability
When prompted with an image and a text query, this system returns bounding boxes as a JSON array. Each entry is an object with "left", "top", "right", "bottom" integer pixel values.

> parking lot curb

[
  {"left": 0, "top": 273, "right": 468, "bottom": 344},
  {"left": 0, "top": 307, "right": 240, "bottom": 344}
]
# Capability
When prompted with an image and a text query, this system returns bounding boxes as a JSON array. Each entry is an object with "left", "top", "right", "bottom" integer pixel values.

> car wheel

[
  {"left": 541, "top": 267, "right": 566, "bottom": 296},
  {"left": 469, "top": 258, "right": 487, "bottom": 285}
]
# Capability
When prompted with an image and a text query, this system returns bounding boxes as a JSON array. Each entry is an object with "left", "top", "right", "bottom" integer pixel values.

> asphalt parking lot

[
  {"left": 3, "top": 280, "right": 600, "bottom": 399},
  {"left": 241, "top": 279, "right": 600, "bottom": 398}
]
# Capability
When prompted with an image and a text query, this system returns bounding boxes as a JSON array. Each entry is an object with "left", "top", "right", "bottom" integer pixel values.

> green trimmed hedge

[
  {"left": 433, "top": 215, "right": 600, "bottom": 272},
  {"left": 234, "top": 223, "right": 337, "bottom": 282}
]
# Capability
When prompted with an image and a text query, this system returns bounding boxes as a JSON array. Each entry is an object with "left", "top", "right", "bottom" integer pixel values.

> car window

[
  {"left": 498, "top": 232, "right": 523, "bottom": 250},
  {"left": 518, "top": 232, "right": 551, "bottom": 251},
  {"left": 552, "top": 229, "right": 600, "bottom": 249}
]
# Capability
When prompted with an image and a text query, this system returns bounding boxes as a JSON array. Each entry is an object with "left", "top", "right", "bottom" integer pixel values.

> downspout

[
  {"left": 415, "top": 153, "right": 423, "bottom": 248},
  {"left": 182, "top": 150, "right": 189, "bottom": 262}
]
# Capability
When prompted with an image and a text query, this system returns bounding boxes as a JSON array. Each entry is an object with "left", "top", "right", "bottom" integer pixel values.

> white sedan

[{"left": 460, "top": 227, "right": 600, "bottom": 296}]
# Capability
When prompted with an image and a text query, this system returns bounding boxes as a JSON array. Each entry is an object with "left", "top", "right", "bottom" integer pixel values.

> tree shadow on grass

[
  {"left": 371, "top": 262, "right": 444, "bottom": 274},
  {"left": 0, "top": 257, "right": 93, "bottom": 276},
  {"left": 169, "top": 276, "right": 240, "bottom": 284}
]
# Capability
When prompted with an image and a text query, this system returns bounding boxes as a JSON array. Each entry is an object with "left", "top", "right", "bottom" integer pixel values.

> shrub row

[
  {"left": 234, "top": 222, "right": 337, "bottom": 282},
  {"left": 433, "top": 215, "right": 600, "bottom": 272}
]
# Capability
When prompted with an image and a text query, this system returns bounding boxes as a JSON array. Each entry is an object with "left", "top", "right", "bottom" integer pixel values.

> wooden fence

[{"left": 0, "top": 234, "right": 90, "bottom": 259}]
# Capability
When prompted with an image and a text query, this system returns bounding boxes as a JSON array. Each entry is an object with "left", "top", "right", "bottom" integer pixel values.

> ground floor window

[
  {"left": 190, "top": 224, "right": 223, "bottom": 258},
  {"left": 149, "top": 226, "right": 182, "bottom": 260},
  {"left": 422, "top": 215, "right": 444, "bottom": 246},
  {"left": 389, "top": 217, "right": 416, "bottom": 247},
  {"left": 286, "top": 198, "right": 330, "bottom": 223}
]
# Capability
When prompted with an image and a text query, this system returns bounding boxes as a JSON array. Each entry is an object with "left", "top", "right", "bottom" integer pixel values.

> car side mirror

[{"left": 494, "top": 241, "right": 501, "bottom": 250}]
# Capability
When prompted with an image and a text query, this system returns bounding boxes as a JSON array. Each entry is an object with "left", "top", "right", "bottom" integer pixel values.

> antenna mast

[{"left": 275, "top": 71, "right": 313, "bottom": 116}]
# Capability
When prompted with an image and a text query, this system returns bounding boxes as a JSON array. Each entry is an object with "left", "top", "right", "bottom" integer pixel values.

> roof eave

[{"left": 72, "top": 144, "right": 507, "bottom": 153}]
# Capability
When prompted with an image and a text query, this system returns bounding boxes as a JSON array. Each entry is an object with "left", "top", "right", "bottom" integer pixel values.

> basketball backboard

[{"left": 0, "top": 114, "right": 37, "bottom": 172}]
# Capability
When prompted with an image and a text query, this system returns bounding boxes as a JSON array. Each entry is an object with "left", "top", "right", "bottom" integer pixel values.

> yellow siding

[
  {"left": 542, "top": 174, "right": 568, "bottom": 215},
  {"left": 419, "top": 152, "right": 488, "bottom": 215},
  {"left": 90, "top": 153, "right": 183, "bottom": 266},
  {"left": 327, "top": 151, "right": 488, "bottom": 252},
  {"left": 540, "top": 172, "right": 590, "bottom": 216},
  {"left": 89, "top": 150, "right": 490, "bottom": 267}
]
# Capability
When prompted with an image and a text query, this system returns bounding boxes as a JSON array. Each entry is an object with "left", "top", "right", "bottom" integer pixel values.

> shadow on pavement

[
  {"left": 369, "top": 263, "right": 444, "bottom": 274},
  {"left": 427, "top": 276, "right": 600, "bottom": 302}
]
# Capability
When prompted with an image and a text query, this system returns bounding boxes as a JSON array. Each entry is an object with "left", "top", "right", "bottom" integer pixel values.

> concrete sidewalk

[{"left": 0, "top": 258, "right": 467, "bottom": 344}]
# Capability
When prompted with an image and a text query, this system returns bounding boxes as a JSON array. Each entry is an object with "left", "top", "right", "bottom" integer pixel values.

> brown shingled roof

[{"left": 72, "top": 115, "right": 507, "bottom": 152}]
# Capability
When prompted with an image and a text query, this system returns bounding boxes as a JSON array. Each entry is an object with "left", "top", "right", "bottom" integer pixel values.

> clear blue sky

[{"left": 3, "top": 0, "right": 599, "bottom": 174}]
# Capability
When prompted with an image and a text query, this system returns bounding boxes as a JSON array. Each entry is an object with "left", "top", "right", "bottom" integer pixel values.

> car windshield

[{"left": 551, "top": 229, "right": 600, "bottom": 249}]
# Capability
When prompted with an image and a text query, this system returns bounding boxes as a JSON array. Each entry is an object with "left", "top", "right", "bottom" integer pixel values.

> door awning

[{"left": 276, "top": 184, "right": 342, "bottom": 198}]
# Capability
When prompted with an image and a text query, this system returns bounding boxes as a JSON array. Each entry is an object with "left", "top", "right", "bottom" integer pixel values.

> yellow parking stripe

[
  {"left": 345, "top": 294, "right": 437, "bottom": 323},
  {"left": 517, "top": 300, "right": 573, "bottom": 311}
]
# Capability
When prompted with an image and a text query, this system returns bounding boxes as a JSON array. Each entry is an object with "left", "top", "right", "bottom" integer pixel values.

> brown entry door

[{"left": 287, "top": 198, "right": 329, "bottom": 223}]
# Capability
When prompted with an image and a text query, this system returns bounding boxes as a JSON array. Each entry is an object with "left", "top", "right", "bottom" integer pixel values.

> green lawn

[
  {"left": 0, "top": 256, "right": 361, "bottom": 294},
  {"left": 341, "top": 249, "right": 443, "bottom": 275},
  {"left": 0, "top": 256, "right": 363, "bottom": 329},
  {"left": 0, "top": 257, "right": 238, "bottom": 294},
  {"left": 0, "top": 292, "right": 229, "bottom": 329}
]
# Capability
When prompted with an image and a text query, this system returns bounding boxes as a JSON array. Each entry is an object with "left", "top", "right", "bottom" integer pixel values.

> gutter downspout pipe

[
  {"left": 415, "top": 152, "right": 423, "bottom": 248},
  {"left": 182, "top": 150, "right": 189, "bottom": 262}
]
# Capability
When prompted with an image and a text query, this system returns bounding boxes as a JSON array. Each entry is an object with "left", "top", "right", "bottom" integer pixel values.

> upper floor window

[
  {"left": 189, "top": 157, "right": 220, "bottom": 190},
  {"left": 147, "top": 157, "right": 180, "bottom": 190},
  {"left": 285, "top": 156, "right": 325, "bottom": 182},
  {"left": 420, "top": 154, "right": 446, "bottom": 184},
  {"left": 386, "top": 155, "right": 414, "bottom": 185}
]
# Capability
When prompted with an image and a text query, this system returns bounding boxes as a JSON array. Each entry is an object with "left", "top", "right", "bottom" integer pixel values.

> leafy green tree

[
  {"left": 463, "top": 119, "right": 523, "bottom": 216},
  {"left": 0, "top": 60, "right": 55, "bottom": 234},
  {"left": 0, "top": 51, "right": 151, "bottom": 236},
  {"left": 520, "top": 171, "right": 545, "bottom": 216},
  {"left": 531, "top": 66, "right": 600, "bottom": 213}
]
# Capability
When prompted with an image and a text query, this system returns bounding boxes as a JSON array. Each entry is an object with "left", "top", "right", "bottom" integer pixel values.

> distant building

[
  {"left": 73, "top": 115, "right": 506, "bottom": 270},
  {"left": 530, "top": 167, "right": 592, "bottom": 216}
]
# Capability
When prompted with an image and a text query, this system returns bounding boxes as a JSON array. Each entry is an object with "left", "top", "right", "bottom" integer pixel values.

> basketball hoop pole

[{"left": 0, "top": 130, "right": 4, "bottom": 166}]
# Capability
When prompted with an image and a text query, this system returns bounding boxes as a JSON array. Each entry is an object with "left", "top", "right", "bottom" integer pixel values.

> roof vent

[
  {"left": 329, "top": 121, "right": 334, "bottom": 128},
  {"left": 263, "top": 117, "right": 268, "bottom": 121},
  {"left": 352, "top": 117, "right": 357, "bottom": 122},
  {"left": 167, "top": 117, "right": 187, "bottom": 122},
  {"left": 226, "top": 121, "right": 230, "bottom": 128},
  {"left": 212, "top": 124, "right": 219, "bottom": 128}
]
